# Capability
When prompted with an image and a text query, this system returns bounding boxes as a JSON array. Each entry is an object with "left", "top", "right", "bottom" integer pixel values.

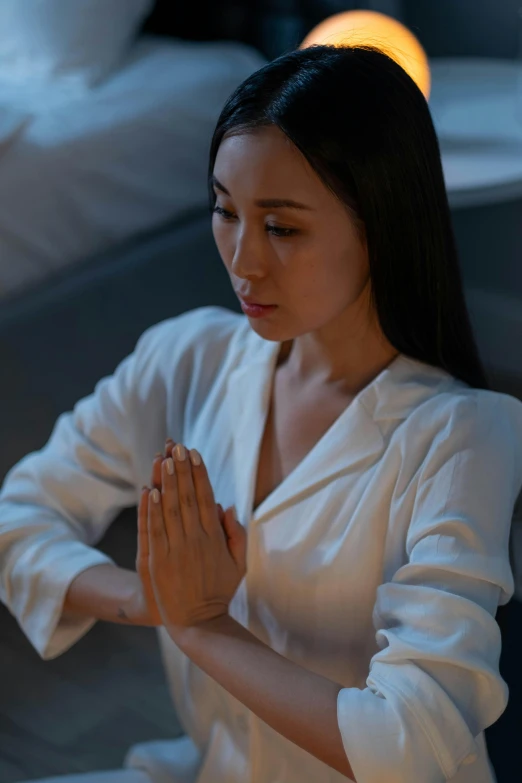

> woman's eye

[
  {"left": 212, "top": 205, "right": 234, "bottom": 220},
  {"left": 266, "top": 225, "right": 297, "bottom": 238},
  {"left": 212, "top": 205, "right": 297, "bottom": 238}
]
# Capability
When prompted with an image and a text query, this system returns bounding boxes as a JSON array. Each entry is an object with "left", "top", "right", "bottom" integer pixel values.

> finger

[
  {"left": 188, "top": 448, "right": 223, "bottom": 540},
  {"left": 151, "top": 440, "right": 177, "bottom": 489},
  {"left": 148, "top": 487, "right": 169, "bottom": 556},
  {"left": 164, "top": 444, "right": 223, "bottom": 529},
  {"left": 172, "top": 444, "right": 200, "bottom": 538},
  {"left": 151, "top": 454, "right": 164, "bottom": 490},
  {"left": 136, "top": 486, "right": 150, "bottom": 571},
  {"left": 165, "top": 438, "right": 175, "bottom": 458},
  {"left": 161, "top": 456, "right": 184, "bottom": 543}
]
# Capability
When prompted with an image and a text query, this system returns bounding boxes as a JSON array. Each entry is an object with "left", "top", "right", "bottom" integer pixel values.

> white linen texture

[{"left": 1, "top": 306, "right": 521, "bottom": 783}]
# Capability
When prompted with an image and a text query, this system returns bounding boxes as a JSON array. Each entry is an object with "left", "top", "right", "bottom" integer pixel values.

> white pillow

[{"left": 0, "top": 0, "right": 155, "bottom": 90}]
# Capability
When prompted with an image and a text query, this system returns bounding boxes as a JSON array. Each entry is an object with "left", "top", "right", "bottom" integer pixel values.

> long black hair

[{"left": 207, "top": 44, "right": 490, "bottom": 391}]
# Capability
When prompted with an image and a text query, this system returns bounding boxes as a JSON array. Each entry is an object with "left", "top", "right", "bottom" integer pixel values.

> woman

[{"left": 1, "top": 44, "right": 521, "bottom": 783}]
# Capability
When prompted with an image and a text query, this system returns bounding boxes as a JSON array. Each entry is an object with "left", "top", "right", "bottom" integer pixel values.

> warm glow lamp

[{"left": 300, "top": 10, "right": 431, "bottom": 100}]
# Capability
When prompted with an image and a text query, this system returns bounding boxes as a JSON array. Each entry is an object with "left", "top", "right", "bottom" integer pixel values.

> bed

[
  {"left": 0, "top": 1, "right": 267, "bottom": 480},
  {"left": 0, "top": 34, "right": 265, "bottom": 300},
  {"left": 0, "top": 4, "right": 520, "bottom": 781}
]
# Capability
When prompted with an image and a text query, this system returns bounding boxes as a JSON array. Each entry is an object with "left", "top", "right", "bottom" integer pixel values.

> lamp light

[{"left": 300, "top": 10, "right": 430, "bottom": 100}]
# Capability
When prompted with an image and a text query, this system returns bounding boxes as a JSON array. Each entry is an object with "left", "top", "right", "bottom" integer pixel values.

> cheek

[
  {"left": 298, "top": 250, "right": 369, "bottom": 306},
  {"left": 212, "top": 218, "right": 233, "bottom": 264},
  {"left": 341, "top": 254, "right": 370, "bottom": 296}
]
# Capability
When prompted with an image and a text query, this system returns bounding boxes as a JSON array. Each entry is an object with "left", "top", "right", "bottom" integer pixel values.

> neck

[{"left": 279, "top": 316, "right": 398, "bottom": 396}]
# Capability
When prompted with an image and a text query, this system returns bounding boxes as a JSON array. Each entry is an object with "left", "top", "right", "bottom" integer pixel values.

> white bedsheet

[{"left": 0, "top": 36, "right": 266, "bottom": 300}]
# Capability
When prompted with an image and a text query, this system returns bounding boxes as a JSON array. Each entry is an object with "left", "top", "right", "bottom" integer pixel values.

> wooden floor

[{"left": 0, "top": 507, "right": 184, "bottom": 783}]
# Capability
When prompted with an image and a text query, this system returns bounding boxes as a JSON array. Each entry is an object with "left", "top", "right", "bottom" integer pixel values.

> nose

[{"left": 229, "top": 227, "right": 267, "bottom": 282}]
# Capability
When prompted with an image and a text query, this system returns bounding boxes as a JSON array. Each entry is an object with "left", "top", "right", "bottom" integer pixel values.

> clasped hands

[{"left": 136, "top": 438, "right": 247, "bottom": 643}]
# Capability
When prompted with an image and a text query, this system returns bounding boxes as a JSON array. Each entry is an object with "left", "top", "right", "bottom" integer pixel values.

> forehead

[{"left": 213, "top": 126, "right": 317, "bottom": 193}]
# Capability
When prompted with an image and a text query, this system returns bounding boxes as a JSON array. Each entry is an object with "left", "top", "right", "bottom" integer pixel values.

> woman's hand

[
  {"left": 129, "top": 439, "right": 231, "bottom": 627},
  {"left": 140, "top": 442, "right": 247, "bottom": 642}
]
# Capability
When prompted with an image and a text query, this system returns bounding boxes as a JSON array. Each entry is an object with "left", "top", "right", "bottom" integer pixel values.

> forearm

[
  {"left": 62, "top": 563, "right": 140, "bottom": 625},
  {"left": 176, "top": 615, "right": 355, "bottom": 780}
]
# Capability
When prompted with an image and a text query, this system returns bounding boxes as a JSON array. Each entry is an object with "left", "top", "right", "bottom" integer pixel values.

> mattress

[{"left": 0, "top": 36, "right": 266, "bottom": 300}]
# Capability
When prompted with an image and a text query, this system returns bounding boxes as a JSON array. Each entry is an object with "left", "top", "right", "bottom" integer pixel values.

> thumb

[
  {"left": 222, "top": 506, "right": 247, "bottom": 569},
  {"left": 221, "top": 505, "right": 240, "bottom": 537}
]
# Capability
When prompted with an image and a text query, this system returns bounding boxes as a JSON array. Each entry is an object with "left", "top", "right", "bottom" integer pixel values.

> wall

[{"left": 403, "top": 0, "right": 522, "bottom": 59}]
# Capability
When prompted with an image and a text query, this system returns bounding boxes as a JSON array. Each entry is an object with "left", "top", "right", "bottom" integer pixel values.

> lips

[
  {"left": 240, "top": 300, "right": 277, "bottom": 318},
  {"left": 237, "top": 293, "right": 273, "bottom": 307}
]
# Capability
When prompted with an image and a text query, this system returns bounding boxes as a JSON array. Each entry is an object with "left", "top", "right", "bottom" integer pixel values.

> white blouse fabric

[{"left": 1, "top": 305, "right": 521, "bottom": 783}]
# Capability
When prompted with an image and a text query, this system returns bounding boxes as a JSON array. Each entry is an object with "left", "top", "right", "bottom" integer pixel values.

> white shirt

[{"left": 1, "top": 305, "right": 521, "bottom": 783}]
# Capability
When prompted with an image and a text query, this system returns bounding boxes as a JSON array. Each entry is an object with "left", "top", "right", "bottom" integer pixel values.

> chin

[
  {"left": 246, "top": 318, "right": 283, "bottom": 341},
  {"left": 247, "top": 318, "right": 297, "bottom": 352}
]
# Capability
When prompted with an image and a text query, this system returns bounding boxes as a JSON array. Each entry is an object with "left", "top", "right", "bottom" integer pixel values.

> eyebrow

[{"left": 211, "top": 174, "right": 314, "bottom": 211}]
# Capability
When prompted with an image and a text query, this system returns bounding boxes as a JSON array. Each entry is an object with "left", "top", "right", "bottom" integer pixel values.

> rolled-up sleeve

[
  {"left": 0, "top": 320, "right": 170, "bottom": 660},
  {"left": 337, "top": 393, "right": 522, "bottom": 783}
]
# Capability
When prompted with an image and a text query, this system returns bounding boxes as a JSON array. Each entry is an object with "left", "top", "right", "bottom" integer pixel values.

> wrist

[
  {"left": 119, "top": 578, "right": 152, "bottom": 626},
  {"left": 63, "top": 564, "right": 138, "bottom": 624},
  {"left": 170, "top": 612, "right": 235, "bottom": 650}
]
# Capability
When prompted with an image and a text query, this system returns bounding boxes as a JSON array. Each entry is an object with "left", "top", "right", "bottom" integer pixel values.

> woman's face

[{"left": 211, "top": 125, "right": 371, "bottom": 345}]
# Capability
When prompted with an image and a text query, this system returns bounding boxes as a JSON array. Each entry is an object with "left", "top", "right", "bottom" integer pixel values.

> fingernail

[
  {"left": 142, "top": 485, "right": 148, "bottom": 493},
  {"left": 175, "top": 444, "right": 186, "bottom": 461},
  {"left": 189, "top": 449, "right": 201, "bottom": 466},
  {"left": 166, "top": 457, "right": 174, "bottom": 475},
  {"left": 155, "top": 452, "right": 163, "bottom": 459},
  {"left": 151, "top": 488, "right": 161, "bottom": 503}
]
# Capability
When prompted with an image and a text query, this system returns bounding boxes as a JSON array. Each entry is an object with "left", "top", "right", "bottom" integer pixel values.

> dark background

[
  {"left": 143, "top": 0, "right": 522, "bottom": 60},
  {"left": 0, "top": 2, "right": 521, "bottom": 781}
]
